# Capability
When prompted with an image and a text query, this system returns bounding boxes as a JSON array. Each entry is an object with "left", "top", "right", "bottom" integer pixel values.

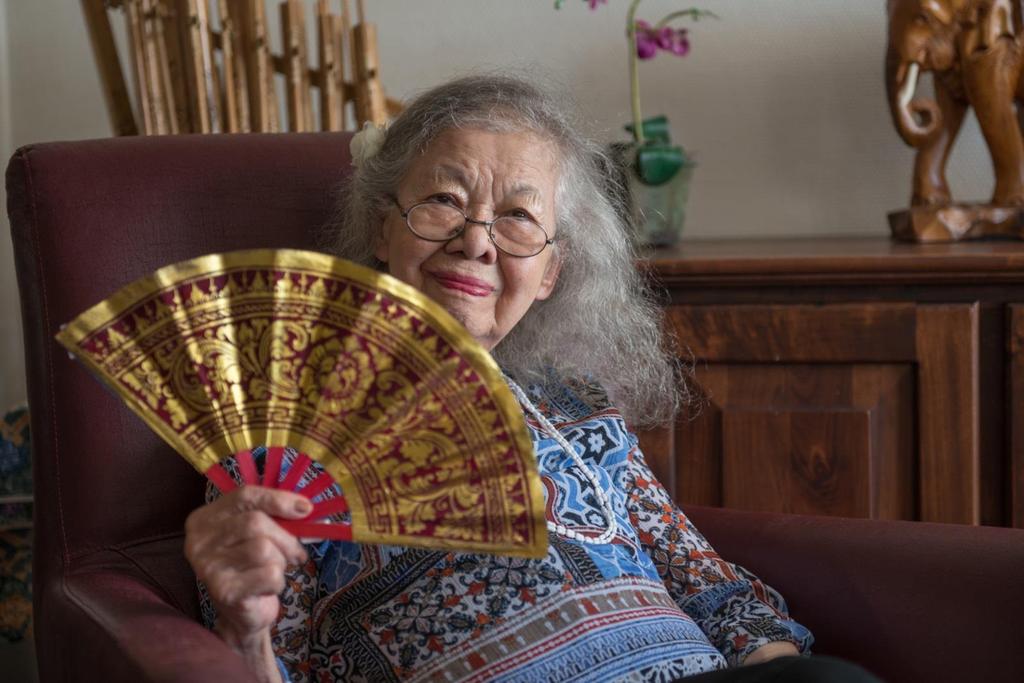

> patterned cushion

[
  {"left": 0, "top": 406, "right": 31, "bottom": 643},
  {"left": 0, "top": 406, "right": 31, "bottom": 498},
  {"left": 0, "top": 529, "right": 31, "bottom": 642}
]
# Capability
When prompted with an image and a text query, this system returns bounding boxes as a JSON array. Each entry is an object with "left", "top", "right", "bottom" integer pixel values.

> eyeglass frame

[{"left": 391, "top": 197, "right": 555, "bottom": 258}]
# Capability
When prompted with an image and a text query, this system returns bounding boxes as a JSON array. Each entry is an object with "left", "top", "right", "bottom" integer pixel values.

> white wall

[
  {"left": 1, "top": 0, "right": 25, "bottom": 412},
  {"left": 0, "top": 0, "right": 998, "bottom": 406}
]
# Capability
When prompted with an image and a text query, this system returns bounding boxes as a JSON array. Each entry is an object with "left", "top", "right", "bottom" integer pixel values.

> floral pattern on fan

[{"left": 56, "top": 249, "right": 545, "bottom": 558}]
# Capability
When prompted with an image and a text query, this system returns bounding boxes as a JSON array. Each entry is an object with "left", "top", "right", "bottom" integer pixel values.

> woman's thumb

[{"left": 235, "top": 486, "right": 313, "bottom": 519}]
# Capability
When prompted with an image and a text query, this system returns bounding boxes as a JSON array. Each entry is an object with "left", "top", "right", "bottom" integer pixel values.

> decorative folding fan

[{"left": 56, "top": 249, "right": 546, "bottom": 558}]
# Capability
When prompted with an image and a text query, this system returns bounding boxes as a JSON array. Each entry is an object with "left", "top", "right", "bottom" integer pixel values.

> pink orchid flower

[
  {"left": 634, "top": 20, "right": 659, "bottom": 60},
  {"left": 659, "top": 27, "right": 690, "bottom": 56},
  {"left": 633, "top": 20, "right": 690, "bottom": 60}
]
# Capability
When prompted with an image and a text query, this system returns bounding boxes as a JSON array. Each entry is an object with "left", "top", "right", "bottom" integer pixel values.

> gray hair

[{"left": 331, "top": 74, "right": 685, "bottom": 427}]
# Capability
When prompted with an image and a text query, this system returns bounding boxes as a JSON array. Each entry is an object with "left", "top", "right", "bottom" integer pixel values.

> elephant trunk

[{"left": 886, "top": 44, "right": 942, "bottom": 147}]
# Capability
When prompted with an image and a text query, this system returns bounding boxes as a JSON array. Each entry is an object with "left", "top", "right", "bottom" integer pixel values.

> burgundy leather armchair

[{"left": 8, "top": 133, "right": 1024, "bottom": 683}]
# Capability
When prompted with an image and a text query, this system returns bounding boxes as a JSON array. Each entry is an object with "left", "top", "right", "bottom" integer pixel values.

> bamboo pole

[
  {"left": 124, "top": 0, "right": 157, "bottom": 134},
  {"left": 80, "top": 0, "right": 139, "bottom": 135},
  {"left": 151, "top": 0, "right": 180, "bottom": 133},
  {"left": 141, "top": 0, "right": 173, "bottom": 133},
  {"left": 317, "top": 0, "right": 343, "bottom": 130},
  {"left": 353, "top": 21, "right": 386, "bottom": 126},
  {"left": 206, "top": 12, "right": 225, "bottom": 132},
  {"left": 280, "top": 0, "right": 312, "bottom": 132},
  {"left": 180, "top": 0, "right": 221, "bottom": 133},
  {"left": 332, "top": 14, "right": 350, "bottom": 130},
  {"left": 218, "top": 0, "right": 250, "bottom": 131},
  {"left": 159, "top": 0, "right": 194, "bottom": 132},
  {"left": 240, "top": 0, "right": 278, "bottom": 131},
  {"left": 385, "top": 96, "right": 403, "bottom": 118},
  {"left": 341, "top": 0, "right": 355, "bottom": 91}
]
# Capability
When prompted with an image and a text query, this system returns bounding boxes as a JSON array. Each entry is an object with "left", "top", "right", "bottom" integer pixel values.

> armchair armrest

[
  {"left": 36, "top": 536, "right": 253, "bottom": 682},
  {"left": 687, "top": 506, "right": 1024, "bottom": 683},
  {"left": 55, "top": 571, "right": 253, "bottom": 682}
]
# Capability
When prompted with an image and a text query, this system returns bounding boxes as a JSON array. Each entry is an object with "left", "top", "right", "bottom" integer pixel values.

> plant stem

[
  {"left": 654, "top": 8, "right": 718, "bottom": 30},
  {"left": 627, "top": 0, "right": 644, "bottom": 145}
]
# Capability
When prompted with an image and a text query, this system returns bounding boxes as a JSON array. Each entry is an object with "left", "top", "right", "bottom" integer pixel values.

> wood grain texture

[
  {"left": 281, "top": 0, "right": 311, "bottom": 132},
  {"left": 677, "top": 364, "right": 914, "bottom": 520},
  {"left": 722, "top": 408, "right": 871, "bottom": 517},
  {"left": 644, "top": 237, "right": 1024, "bottom": 286},
  {"left": 316, "top": 0, "right": 343, "bottom": 131},
  {"left": 1008, "top": 304, "right": 1024, "bottom": 528},
  {"left": 179, "top": 0, "right": 219, "bottom": 133},
  {"left": 915, "top": 304, "right": 980, "bottom": 523},
  {"left": 648, "top": 240, "right": 1009, "bottom": 526},
  {"left": 667, "top": 303, "right": 918, "bottom": 362},
  {"left": 161, "top": 0, "right": 194, "bottom": 132},
  {"left": 218, "top": 0, "right": 249, "bottom": 132},
  {"left": 238, "top": 0, "right": 278, "bottom": 132},
  {"left": 634, "top": 426, "right": 675, "bottom": 499},
  {"left": 675, "top": 395, "right": 723, "bottom": 507}
]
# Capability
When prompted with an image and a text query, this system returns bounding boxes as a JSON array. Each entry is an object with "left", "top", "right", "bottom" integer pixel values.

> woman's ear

[{"left": 534, "top": 249, "right": 562, "bottom": 301}]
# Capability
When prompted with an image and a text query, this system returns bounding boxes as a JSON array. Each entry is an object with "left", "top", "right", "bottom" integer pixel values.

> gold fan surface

[{"left": 56, "top": 249, "right": 545, "bottom": 557}]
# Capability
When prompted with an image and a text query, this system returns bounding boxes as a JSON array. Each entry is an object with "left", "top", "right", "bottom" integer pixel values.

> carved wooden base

[{"left": 889, "top": 204, "right": 1024, "bottom": 242}]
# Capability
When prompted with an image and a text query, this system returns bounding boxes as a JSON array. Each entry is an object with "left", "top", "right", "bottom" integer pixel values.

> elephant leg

[
  {"left": 912, "top": 78, "right": 967, "bottom": 206},
  {"left": 963, "top": 43, "right": 1024, "bottom": 205}
]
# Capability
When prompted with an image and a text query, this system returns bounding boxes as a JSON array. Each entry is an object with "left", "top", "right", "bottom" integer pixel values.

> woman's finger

[
  {"left": 204, "top": 562, "right": 288, "bottom": 606},
  {"left": 214, "top": 485, "right": 314, "bottom": 520},
  {"left": 189, "top": 510, "right": 306, "bottom": 570},
  {"left": 218, "top": 510, "right": 307, "bottom": 563},
  {"left": 185, "top": 487, "right": 309, "bottom": 565}
]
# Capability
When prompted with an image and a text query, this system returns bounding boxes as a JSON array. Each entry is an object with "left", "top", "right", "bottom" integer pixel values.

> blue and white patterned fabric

[{"left": 201, "top": 378, "right": 812, "bottom": 681}]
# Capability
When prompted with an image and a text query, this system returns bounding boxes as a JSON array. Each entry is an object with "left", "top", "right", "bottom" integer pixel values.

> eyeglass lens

[{"left": 406, "top": 203, "right": 549, "bottom": 257}]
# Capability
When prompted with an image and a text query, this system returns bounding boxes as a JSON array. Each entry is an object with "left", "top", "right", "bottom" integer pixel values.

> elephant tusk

[{"left": 898, "top": 62, "right": 921, "bottom": 112}]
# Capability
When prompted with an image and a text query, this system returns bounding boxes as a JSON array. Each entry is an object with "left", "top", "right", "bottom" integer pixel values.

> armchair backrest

[{"left": 6, "top": 130, "right": 353, "bottom": 653}]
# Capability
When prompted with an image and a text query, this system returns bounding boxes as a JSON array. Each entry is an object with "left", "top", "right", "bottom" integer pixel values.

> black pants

[{"left": 681, "top": 656, "right": 883, "bottom": 683}]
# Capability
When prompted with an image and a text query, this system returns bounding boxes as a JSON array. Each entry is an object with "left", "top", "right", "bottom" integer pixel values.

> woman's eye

[
  {"left": 429, "top": 193, "right": 456, "bottom": 205},
  {"left": 508, "top": 209, "right": 532, "bottom": 220}
]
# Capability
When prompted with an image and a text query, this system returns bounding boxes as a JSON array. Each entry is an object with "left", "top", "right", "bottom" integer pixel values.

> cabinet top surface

[{"left": 641, "top": 236, "right": 1024, "bottom": 284}]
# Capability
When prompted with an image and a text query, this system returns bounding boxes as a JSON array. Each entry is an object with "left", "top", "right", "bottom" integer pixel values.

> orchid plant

[{"left": 555, "top": 0, "right": 716, "bottom": 184}]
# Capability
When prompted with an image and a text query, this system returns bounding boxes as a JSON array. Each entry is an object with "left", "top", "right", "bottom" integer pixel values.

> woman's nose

[{"left": 446, "top": 219, "right": 497, "bottom": 263}]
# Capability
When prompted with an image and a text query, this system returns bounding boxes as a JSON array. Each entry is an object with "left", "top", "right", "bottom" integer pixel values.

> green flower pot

[
  {"left": 627, "top": 158, "right": 694, "bottom": 247},
  {"left": 609, "top": 140, "right": 695, "bottom": 247}
]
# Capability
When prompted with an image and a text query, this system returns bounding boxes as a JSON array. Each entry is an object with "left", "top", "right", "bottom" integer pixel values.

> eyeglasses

[{"left": 394, "top": 199, "right": 554, "bottom": 258}]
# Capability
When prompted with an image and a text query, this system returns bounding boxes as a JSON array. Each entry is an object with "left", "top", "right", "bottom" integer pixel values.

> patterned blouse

[{"left": 201, "top": 378, "right": 812, "bottom": 682}]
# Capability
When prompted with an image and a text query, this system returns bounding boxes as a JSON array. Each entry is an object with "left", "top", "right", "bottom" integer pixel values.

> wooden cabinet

[{"left": 637, "top": 237, "right": 1024, "bottom": 527}]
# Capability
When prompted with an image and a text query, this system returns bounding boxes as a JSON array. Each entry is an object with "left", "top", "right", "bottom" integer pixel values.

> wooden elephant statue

[{"left": 886, "top": 0, "right": 1024, "bottom": 240}]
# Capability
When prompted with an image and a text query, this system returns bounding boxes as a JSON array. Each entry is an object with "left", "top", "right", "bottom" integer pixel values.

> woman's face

[{"left": 375, "top": 128, "right": 562, "bottom": 350}]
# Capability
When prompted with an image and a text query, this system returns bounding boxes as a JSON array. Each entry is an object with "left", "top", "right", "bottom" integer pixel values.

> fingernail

[{"left": 294, "top": 499, "right": 312, "bottom": 515}]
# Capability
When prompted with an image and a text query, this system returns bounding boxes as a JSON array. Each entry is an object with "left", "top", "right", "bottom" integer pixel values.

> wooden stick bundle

[
  {"left": 217, "top": 0, "right": 250, "bottom": 132},
  {"left": 81, "top": 0, "right": 139, "bottom": 135},
  {"left": 316, "top": 0, "right": 343, "bottom": 131},
  {"left": 353, "top": 21, "right": 386, "bottom": 126},
  {"left": 180, "top": 0, "right": 221, "bottom": 133},
  {"left": 85, "top": 0, "right": 400, "bottom": 136},
  {"left": 281, "top": 0, "right": 312, "bottom": 132}
]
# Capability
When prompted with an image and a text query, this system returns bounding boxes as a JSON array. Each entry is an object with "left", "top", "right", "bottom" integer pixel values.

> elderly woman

[{"left": 184, "top": 76, "right": 874, "bottom": 683}]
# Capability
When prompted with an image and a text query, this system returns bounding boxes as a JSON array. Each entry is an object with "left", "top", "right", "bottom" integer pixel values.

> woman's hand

[{"left": 185, "top": 486, "right": 312, "bottom": 682}]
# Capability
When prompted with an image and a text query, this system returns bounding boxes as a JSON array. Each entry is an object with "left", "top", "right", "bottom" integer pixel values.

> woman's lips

[{"left": 430, "top": 271, "right": 494, "bottom": 297}]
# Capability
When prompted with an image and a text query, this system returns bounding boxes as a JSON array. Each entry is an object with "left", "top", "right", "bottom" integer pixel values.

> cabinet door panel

[
  {"left": 668, "top": 303, "right": 918, "bottom": 362},
  {"left": 1008, "top": 304, "right": 1024, "bottom": 528},
  {"left": 915, "top": 305, "right": 980, "bottom": 524},
  {"left": 675, "top": 364, "right": 914, "bottom": 520},
  {"left": 722, "top": 408, "right": 871, "bottom": 517},
  {"left": 653, "top": 302, "right": 980, "bottom": 523}
]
